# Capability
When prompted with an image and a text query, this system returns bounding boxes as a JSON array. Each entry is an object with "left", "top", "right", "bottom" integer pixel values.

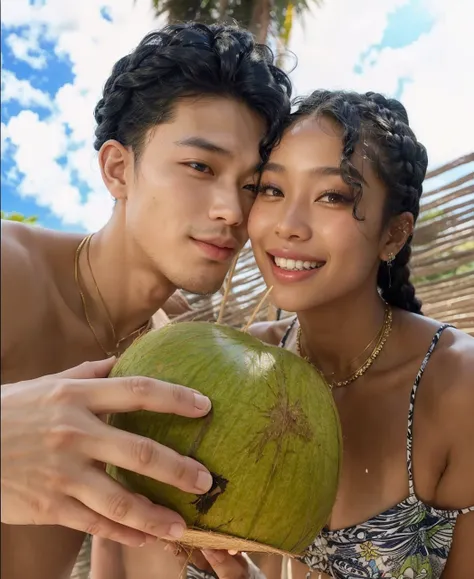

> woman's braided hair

[
  {"left": 290, "top": 90, "right": 428, "bottom": 314},
  {"left": 93, "top": 22, "right": 292, "bottom": 163}
]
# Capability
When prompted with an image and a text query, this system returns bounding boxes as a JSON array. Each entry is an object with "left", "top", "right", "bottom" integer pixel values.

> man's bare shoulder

[
  {"left": 248, "top": 316, "right": 296, "bottom": 346},
  {"left": 1, "top": 222, "right": 52, "bottom": 358},
  {"left": 1, "top": 221, "right": 43, "bottom": 295}
]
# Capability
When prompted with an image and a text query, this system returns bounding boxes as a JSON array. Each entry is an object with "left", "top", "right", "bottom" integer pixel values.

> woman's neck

[{"left": 297, "top": 286, "right": 389, "bottom": 382}]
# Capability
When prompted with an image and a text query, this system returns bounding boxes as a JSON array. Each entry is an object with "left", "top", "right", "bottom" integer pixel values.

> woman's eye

[
  {"left": 258, "top": 184, "right": 284, "bottom": 197},
  {"left": 319, "top": 190, "right": 351, "bottom": 204},
  {"left": 187, "top": 162, "right": 212, "bottom": 174},
  {"left": 242, "top": 184, "right": 259, "bottom": 196}
]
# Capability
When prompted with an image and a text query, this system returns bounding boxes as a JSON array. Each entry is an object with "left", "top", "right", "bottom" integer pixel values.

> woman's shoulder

[
  {"left": 428, "top": 320, "right": 474, "bottom": 425},
  {"left": 398, "top": 311, "right": 473, "bottom": 377},
  {"left": 417, "top": 317, "right": 474, "bottom": 388},
  {"left": 408, "top": 315, "right": 474, "bottom": 509},
  {"left": 248, "top": 316, "right": 296, "bottom": 346}
]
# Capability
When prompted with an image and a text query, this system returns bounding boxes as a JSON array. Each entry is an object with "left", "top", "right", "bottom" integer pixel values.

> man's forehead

[{"left": 172, "top": 97, "right": 264, "bottom": 144}]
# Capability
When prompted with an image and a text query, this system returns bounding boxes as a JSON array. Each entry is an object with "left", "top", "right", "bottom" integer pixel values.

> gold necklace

[
  {"left": 296, "top": 304, "right": 393, "bottom": 389},
  {"left": 74, "top": 234, "right": 152, "bottom": 357}
]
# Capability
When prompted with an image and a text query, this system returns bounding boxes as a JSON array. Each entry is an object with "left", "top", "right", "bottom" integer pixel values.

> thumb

[{"left": 55, "top": 357, "right": 117, "bottom": 380}]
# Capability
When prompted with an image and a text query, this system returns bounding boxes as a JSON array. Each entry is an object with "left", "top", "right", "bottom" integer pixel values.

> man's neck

[
  {"left": 297, "top": 284, "right": 388, "bottom": 381},
  {"left": 77, "top": 214, "right": 176, "bottom": 348}
]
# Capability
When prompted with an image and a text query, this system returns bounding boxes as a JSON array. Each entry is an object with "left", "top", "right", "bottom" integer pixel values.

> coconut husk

[{"left": 172, "top": 528, "right": 296, "bottom": 558}]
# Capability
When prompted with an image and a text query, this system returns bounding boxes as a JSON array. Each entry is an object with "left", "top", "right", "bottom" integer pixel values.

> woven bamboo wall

[{"left": 174, "top": 152, "right": 474, "bottom": 335}]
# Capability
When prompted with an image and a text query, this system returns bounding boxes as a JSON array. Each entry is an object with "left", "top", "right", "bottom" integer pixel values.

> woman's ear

[
  {"left": 98, "top": 140, "right": 133, "bottom": 202},
  {"left": 380, "top": 212, "right": 414, "bottom": 261}
]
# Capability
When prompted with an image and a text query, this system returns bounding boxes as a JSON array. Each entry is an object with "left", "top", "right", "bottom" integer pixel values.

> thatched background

[{"left": 172, "top": 152, "right": 474, "bottom": 335}]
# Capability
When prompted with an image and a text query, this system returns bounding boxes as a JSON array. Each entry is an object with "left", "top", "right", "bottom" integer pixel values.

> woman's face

[{"left": 248, "top": 114, "right": 391, "bottom": 313}]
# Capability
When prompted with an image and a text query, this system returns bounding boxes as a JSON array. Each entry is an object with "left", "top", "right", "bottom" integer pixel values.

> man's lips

[{"left": 192, "top": 237, "right": 237, "bottom": 261}]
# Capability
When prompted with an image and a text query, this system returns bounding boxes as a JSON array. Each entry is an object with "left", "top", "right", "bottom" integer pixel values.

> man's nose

[{"left": 208, "top": 186, "right": 244, "bottom": 226}]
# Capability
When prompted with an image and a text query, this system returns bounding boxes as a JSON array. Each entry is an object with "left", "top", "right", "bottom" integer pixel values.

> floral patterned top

[
  {"left": 187, "top": 323, "right": 473, "bottom": 579},
  {"left": 284, "top": 321, "right": 474, "bottom": 579}
]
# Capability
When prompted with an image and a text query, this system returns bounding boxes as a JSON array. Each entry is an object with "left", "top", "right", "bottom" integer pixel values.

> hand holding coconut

[
  {"left": 1, "top": 356, "right": 214, "bottom": 547},
  {"left": 170, "top": 545, "right": 265, "bottom": 579},
  {"left": 198, "top": 550, "right": 266, "bottom": 579}
]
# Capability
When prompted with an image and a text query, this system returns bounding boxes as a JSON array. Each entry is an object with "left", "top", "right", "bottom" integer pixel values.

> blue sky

[
  {"left": 1, "top": 0, "right": 473, "bottom": 232},
  {"left": 1, "top": 26, "right": 75, "bottom": 229}
]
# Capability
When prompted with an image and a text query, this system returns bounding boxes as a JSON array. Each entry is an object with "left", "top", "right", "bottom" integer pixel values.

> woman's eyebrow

[{"left": 263, "top": 162, "right": 366, "bottom": 184}]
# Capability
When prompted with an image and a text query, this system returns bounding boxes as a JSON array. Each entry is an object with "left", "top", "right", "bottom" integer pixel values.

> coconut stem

[
  {"left": 242, "top": 286, "right": 273, "bottom": 333},
  {"left": 217, "top": 252, "right": 240, "bottom": 324}
]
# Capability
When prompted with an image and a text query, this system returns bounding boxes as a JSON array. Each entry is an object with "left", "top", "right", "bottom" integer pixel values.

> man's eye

[{"left": 188, "top": 162, "right": 212, "bottom": 174}]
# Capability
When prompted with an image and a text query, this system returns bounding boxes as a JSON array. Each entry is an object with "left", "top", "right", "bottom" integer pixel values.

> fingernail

[
  {"left": 196, "top": 470, "right": 213, "bottom": 492},
  {"left": 167, "top": 523, "right": 186, "bottom": 539},
  {"left": 194, "top": 393, "right": 211, "bottom": 412},
  {"left": 228, "top": 549, "right": 238, "bottom": 555}
]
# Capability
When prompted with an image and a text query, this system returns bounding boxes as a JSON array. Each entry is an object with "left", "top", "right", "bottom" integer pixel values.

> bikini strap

[
  {"left": 406, "top": 324, "right": 453, "bottom": 495},
  {"left": 279, "top": 316, "right": 298, "bottom": 348}
]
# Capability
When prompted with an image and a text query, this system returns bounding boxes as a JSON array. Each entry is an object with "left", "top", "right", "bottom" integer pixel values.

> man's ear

[
  {"left": 380, "top": 212, "right": 414, "bottom": 261},
  {"left": 98, "top": 140, "right": 133, "bottom": 201}
]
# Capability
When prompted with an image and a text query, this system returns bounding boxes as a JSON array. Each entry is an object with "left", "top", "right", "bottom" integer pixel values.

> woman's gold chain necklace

[
  {"left": 296, "top": 303, "right": 393, "bottom": 390},
  {"left": 74, "top": 234, "right": 152, "bottom": 357}
]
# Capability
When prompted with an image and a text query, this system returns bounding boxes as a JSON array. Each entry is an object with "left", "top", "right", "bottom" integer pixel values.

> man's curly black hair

[
  {"left": 93, "top": 22, "right": 292, "bottom": 163},
  {"left": 290, "top": 90, "right": 429, "bottom": 314}
]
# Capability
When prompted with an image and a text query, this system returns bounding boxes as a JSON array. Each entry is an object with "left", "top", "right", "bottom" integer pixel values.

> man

[{"left": 1, "top": 22, "right": 291, "bottom": 579}]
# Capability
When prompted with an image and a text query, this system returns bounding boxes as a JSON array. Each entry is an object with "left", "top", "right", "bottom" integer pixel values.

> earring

[{"left": 386, "top": 252, "right": 395, "bottom": 288}]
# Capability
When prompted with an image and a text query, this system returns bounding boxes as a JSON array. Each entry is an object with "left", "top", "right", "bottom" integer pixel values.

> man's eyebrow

[
  {"left": 263, "top": 162, "right": 367, "bottom": 185},
  {"left": 174, "top": 137, "right": 232, "bottom": 156}
]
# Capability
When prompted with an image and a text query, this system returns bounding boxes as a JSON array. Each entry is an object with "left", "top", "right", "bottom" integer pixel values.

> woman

[{"left": 185, "top": 90, "right": 474, "bottom": 578}]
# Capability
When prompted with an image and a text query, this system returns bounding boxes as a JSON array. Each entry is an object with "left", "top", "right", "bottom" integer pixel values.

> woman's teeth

[{"left": 274, "top": 256, "right": 323, "bottom": 271}]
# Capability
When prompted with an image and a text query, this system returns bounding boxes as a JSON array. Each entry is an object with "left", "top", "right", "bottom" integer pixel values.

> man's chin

[{"left": 178, "top": 277, "right": 226, "bottom": 297}]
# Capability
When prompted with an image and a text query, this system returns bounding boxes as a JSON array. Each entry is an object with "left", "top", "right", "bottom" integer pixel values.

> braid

[
  {"left": 364, "top": 94, "right": 427, "bottom": 314},
  {"left": 377, "top": 242, "right": 423, "bottom": 314},
  {"left": 93, "top": 23, "right": 291, "bottom": 160},
  {"left": 290, "top": 90, "right": 429, "bottom": 314}
]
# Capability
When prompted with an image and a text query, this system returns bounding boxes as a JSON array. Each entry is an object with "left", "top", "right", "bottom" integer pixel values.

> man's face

[{"left": 112, "top": 96, "right": 265, "bottom": 295}]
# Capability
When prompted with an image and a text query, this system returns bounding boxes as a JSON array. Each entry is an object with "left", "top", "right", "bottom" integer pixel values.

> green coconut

[{"left": 107, "top": 322, "right": 342, "bottom": 555}]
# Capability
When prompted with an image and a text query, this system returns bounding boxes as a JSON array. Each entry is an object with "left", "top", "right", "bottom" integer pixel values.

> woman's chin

[{"left": 268, "top": 291, "right": 315, "bottom": 315}]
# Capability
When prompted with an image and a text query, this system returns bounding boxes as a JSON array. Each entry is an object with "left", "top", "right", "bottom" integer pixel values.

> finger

[
  {"left": 76, "top": 375, "right": 211, "bottom": 417},
  {"left": 87, "top": 419, "right": 214, "bottom": 494},
  {"left": 55, "top": 496, "right": 156, "bottom": 547},
  {"left": 54, "top": 358, "right": 117, "bottom": 380},
  {"left": 202, "top": 550, "right": 248, "bottom": 579},
  {"left": 69, "top": 467, "right": 188, "bottom": 541},
  {"left": 188, "top": 549, "right": 214, "bottom": 572}
]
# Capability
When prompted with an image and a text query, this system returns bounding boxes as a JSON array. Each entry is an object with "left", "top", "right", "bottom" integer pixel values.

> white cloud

[
  {"left": 1, "top": 122, "right": 11, "bottom": 159},
  {"left": 5, "top": 30, "right": 48, "bottom": 69},
  {"left": 288, "top": 0, "right": 474, "bottom": 167},
  {"left": 1, "top": 68, "right": 53, "bottom": 109},
  {"left": 1, "top": 0, "right": 473, "bottom": 231}
]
